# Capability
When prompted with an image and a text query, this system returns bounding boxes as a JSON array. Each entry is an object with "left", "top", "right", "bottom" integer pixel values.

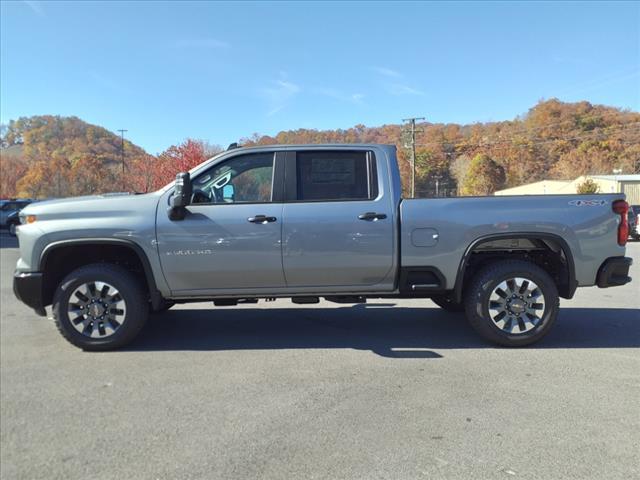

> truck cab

[{"left": 157, "top": 145, "right": 398, "bottom": 296}]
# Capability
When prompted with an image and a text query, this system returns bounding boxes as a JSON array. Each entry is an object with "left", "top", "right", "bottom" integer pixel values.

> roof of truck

[{"left": 226, "top": 143, "right": 396, "bottom": 151}]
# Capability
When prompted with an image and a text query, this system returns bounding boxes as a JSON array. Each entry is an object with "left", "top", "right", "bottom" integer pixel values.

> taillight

[{"left": 613, "top": 200, "right": 629, "bottom": 246}]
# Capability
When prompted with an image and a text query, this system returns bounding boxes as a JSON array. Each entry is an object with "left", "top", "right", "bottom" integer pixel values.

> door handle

[
  {"left": 247, "top": 215, "right": 277, "bottom": 224},
  {"left": 358, "top": 212, "right": 387, "bottom": 221}
]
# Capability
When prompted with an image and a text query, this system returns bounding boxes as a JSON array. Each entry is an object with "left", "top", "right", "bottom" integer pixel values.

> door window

[
  {"left": 295, "top": 151, "right": 377, "bottom": 201},
  {"left": 192, "top": 153, "right": 274, "bottom": 204}
]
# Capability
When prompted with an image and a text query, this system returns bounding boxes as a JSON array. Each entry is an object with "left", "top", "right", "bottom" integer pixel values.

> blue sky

[{"left": 1, "top": 1, "right": 639, "bottom": 154}]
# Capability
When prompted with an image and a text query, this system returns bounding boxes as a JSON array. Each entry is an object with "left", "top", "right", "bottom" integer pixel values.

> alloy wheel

[
  {"left": 68, "top": 281, "right": 127, "bottom": 338},
  {"left": 488, "top": 277, "right": 545, "bottom": 334}
]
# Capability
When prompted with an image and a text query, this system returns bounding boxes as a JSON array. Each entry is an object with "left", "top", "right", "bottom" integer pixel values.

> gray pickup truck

[{"left": 13, "top": 144, "right": 633, "bottom": 350}]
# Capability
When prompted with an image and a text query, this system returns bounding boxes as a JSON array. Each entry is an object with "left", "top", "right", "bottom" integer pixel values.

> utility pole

[
  {"left": 117, "top": 129, "right": 128, "bottom": 191},
  {"left": 402, "top": 117, "right": 424, "bottom": 198}
]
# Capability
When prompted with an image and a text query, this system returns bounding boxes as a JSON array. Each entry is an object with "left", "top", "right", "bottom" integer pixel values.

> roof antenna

[{"left": 227, "top": 142, "right": 239, "bottom": 150}]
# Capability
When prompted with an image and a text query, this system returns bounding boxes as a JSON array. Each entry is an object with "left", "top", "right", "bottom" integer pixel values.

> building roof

[
  {"left": 495, "top": 180, "right": 571, "bottom": 195},
  {"left": 589, "top": 175, "right": 640, "bottom": 182}
]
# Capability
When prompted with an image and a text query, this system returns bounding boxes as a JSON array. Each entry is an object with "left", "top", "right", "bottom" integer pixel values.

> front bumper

[
  {"left": 13, "top": 271, "right": 47, "bottom": 316},
  {"left": 596, "top": 257, "right": 633, "bottom": 288}
]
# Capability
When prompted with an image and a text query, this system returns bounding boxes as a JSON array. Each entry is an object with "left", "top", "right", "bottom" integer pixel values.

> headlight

[{"left": 21, "top": 214, "right": 37, "bottom": 224}]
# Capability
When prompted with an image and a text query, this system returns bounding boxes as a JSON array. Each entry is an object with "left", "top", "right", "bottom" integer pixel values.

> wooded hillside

[
  {"left": 240, "top": 99, "right": 640, "bottom": 196},
  {"left": 1, "top": 99, "right": 638, "bottom": 198}
]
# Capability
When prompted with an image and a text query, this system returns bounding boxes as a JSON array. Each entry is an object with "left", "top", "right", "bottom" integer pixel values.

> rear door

[{"left": 281, "top": 149, "right": 395, "bottom": 290}]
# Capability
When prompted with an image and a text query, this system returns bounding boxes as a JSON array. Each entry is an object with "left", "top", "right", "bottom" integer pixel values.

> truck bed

[{"left": 400, "top": 194, "right": 625, "bottom": 288}]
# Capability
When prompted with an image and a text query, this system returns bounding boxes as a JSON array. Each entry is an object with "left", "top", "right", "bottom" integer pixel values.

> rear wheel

[
  {"left": 52, "top": 264, "right": 148, "bottom": 351},
  {"left": 464, "top": 260, "right": 559, "bottom": 347}
]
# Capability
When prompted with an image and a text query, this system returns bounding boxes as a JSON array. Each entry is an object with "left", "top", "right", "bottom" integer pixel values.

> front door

[{"left": 156, "top": 151, "right": 286, "bottom": 295}]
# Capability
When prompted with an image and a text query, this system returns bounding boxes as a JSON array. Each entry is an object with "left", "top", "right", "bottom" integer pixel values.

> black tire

[
  {"left": 431, "top": 295, "right": 465, "bottom": 312},
  {"left": 52, "top": 264, "right": 148, "bottom": 351},
  {"left": 463, "top": 260, "right": 559, "bottom": 347},
  {"left": 150, "top": 300, "right": 175, "bottom": 314},
  {"left": 8, "top": 222, "right": 17, "bottom": 236}
]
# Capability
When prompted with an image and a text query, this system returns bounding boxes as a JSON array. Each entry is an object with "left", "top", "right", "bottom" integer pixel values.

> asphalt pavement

[{"left": 1, "top": 232, "right": 638, "bottom": 480}]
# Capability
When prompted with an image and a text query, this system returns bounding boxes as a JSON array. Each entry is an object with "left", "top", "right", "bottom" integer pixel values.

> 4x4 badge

[{"left": 568, "top": 199, "right": 607, "bottom": 207}]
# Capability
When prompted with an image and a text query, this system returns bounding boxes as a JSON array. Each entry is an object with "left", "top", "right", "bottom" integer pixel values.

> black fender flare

[
  {"left": 39, "top": 238, "right": 163, "bottom": 309},
  {"left": 453, "top": 232, "right": 577, "bottom": 302}
]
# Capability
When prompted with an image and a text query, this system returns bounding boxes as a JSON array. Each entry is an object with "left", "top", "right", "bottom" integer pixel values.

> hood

[{"left": 21, "top": 192, "right": 162, "bottom": 221}]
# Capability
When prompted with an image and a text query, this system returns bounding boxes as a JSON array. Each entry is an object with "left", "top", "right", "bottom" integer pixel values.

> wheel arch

[
  {"left": 453, "top": 232, "right": 577, "bottom": 302},
  {"left": 39, "top": 239, "right": 163, "bottom": 309}
]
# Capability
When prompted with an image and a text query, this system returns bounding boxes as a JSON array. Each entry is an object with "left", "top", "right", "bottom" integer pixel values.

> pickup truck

[{"left": 13, "top": 144, "right": 633, "bottom": 350}]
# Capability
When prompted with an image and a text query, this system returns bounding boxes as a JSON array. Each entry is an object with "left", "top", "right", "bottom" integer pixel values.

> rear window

[{"left": 295, "top": 151, "right": 377, "bottom": 201}]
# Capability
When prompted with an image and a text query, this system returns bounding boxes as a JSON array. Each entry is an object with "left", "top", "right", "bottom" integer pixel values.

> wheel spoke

[
  {"left": 74, "top": 291, "right": 89, "bottom": 304},
  {"left": 107, "top": 318, "right": 121, "bottom": 329},
  {"left": 82, "top": 321, "right": 93, "bottom": 336},
  {"left": 489, "top": 300, "right": 504, "bottom": 310},
  {"left": 493, "top": 310, "right": 507, "bottom": 322},
  {"left": 519, "top": 280, "right": 529, "bottom": 295},
  {"left": 495, "top": 288, "right": 508, "bottom": 299}
]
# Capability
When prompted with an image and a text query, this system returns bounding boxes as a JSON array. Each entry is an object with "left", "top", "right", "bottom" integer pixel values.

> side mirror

[{"left": 167, "top": 172, "right": 192, "bottom": 221}]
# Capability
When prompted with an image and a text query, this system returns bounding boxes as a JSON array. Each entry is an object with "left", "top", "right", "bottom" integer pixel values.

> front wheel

[
  {"left": 52, "top": 264, "right": 148, "bottom": 351},
  {"left": 8, "top": 222, "right": 17, "bottom": 236},
  {"left": 464, "top": 260, "right": 559, "bottom": 347}
]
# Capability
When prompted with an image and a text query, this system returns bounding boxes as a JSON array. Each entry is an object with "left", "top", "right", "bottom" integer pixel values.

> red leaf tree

[{"left": 128, "top": 139, "right": 221, "bottom": 192}]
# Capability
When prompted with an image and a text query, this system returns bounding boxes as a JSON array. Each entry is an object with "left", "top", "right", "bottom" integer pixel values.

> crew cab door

[
  {"left": 156, "top": 151, "right": 286, "bottom": 295},
  {"left": 281, "top": 149, "right": 396, "bottom": 290}
]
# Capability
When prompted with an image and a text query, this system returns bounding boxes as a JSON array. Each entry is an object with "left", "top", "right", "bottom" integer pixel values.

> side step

[
  {"left": 325, "top": 296, "right": 366, "bottom": 304},
  {"left": 291, "top": 296, "right": 320, "bottom": 304},
  {"left": 213, "top": 298, "right": 259, "bottom": 306}
]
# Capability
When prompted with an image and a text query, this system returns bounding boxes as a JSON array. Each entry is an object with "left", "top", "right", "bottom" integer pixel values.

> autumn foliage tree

[
  {"left": 460, "top": 154, "right": 506, "bottom": 196},
  {"left": 0, "top": 149, "right": 28, "bottom": 198},
  {"left": 128, "top": 139, "right": 222, "bottom": 192}
]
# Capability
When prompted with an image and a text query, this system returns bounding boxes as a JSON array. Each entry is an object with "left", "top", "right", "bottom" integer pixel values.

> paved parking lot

[{"left": 1, "top": 232, "right": 638, "bottom": 480}]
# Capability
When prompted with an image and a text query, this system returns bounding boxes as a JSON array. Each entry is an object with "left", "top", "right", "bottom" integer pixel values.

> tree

[
  {"left": 449, "top": 154, "right": 472, "bottom": 193},
  {"left": 460, "top": 153, "right": 506, "bottom": 196},
  {"left": 576, "top": 178, "right": 600, "bottom": 194},
  {"left": 155, "top": 139, "right": 222, "bottom": 188},
  {"left": 0, "top": 153, "right": 28, "bottom": 197}
]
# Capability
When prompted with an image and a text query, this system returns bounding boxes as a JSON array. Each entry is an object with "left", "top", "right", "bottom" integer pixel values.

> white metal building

[{"left": 495, "top": 174, "right": 640, "bottom": 204}]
